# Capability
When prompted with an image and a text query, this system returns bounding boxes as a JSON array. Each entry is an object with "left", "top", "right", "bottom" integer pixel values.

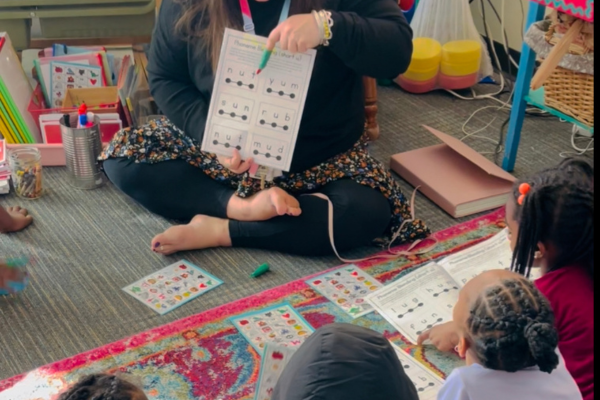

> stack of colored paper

[
  {"left": 0, "top": 33, "right": 41, "bottom": 144},
  {"left": 0, "top": 140, "right": 9, "bottom": 194}
]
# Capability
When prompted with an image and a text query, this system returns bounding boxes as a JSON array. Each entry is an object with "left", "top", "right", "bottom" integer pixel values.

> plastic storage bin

[{"left": 0, "top": 0, "right": 156, "bottom": 51}]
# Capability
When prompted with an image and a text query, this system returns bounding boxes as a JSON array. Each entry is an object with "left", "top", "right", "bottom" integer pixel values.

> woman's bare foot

[
  {"left": 151, "top": 215, "right": 232, "bottom": 255},
  {"left": 0, "top": 206, "right": 33, "bottom": 233},
  {"left": 227, "top": 187, "right": 302, "bottom": 222}
]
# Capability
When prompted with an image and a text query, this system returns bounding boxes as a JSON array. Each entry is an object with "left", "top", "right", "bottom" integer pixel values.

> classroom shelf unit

[{"left": 502, "top": 1, "right": 594, "bottom": 172}]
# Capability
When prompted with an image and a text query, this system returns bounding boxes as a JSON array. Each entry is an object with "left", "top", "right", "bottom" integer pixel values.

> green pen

[
  {"left": 256, "top": 49, "right": 274, "bottom": 75},
  {"left": 251, "top": 263, "right": 270, "bottom": 278}
]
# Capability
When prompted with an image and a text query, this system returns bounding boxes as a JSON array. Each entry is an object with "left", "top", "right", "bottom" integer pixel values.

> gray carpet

[{"left": 0, "top": 84, "right": 591, "bottom": 380}]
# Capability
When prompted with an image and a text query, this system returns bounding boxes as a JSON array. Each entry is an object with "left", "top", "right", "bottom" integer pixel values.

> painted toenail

[{"left": 154, "top": 242, "right": 161, "bottom": 248}]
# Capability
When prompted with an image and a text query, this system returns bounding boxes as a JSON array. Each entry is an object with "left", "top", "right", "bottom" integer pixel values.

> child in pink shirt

[{"left": 506, "top": 158, "right": 594, "bottom": 400}]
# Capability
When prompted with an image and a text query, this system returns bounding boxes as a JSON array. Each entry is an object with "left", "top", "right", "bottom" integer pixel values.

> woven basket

[{"left": 544, "top": 66, "right": 594, "bottom": 127}]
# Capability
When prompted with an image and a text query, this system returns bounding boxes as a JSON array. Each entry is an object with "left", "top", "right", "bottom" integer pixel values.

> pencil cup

[
  {"left": 9, "top": 147, "right": 44, "bottom": 199},
  {"left": 60, "top": 113, "right": 105, "bottom": 190}
]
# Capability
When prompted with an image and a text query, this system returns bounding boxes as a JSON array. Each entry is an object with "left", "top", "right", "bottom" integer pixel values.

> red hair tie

[{"left": 518, "top": 183, "right": 531, "bottom": 205}]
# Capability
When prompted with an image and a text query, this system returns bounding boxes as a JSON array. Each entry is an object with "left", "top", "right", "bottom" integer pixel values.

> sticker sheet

[
  {"left": 306, "top": 265, "right": 382, "bottom": 318},
  {"left": 123, "top": 260, "right": 223, "bottom": 315},
  {"left": 254, "top": 344, "right": 297, "bottom": 400},
  {"left": 49, "top": 61, "right": 103, "bottom": 107},
  {"left": 393, "top": 345, "right": 445, "bottom": 400},
  {"left": 201, "top": 29, "right": 316, "bottom": 171},
  {"left": 231, "top": 302, "right": 314, "bottom": 354}
]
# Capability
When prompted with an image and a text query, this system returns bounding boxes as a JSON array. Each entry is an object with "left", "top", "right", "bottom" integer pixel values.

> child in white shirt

[{"left": 438, "top": 270, "right": 582, "bottom": 400}]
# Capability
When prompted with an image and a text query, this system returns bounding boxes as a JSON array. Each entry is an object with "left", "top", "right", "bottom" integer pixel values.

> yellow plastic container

[
  {"left": 409, "top": 38, "right": 443, "bottom": 72},
  {"left": 441, "top": 61, "right": 481, "bottom": 77},
  {"left": 403, "top": 65, "right": 439, "bottom": 82},
  {"left": 442, "top": 40, "right": 482, "bottom": 64}
]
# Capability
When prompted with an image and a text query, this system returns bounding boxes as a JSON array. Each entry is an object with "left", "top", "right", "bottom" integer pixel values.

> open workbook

[{"left": 366, "top": 229, "right": 538, "bottom": 344}]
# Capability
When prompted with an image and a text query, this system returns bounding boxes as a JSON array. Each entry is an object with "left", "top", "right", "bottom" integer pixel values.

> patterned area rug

[{"left": 0, "top": 209, "right": 506, "bottom": 400}]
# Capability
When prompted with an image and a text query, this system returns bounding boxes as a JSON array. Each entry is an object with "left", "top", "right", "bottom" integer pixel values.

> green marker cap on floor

[{"left": 251, "top": 263, "right": 270, "bottom": 278}]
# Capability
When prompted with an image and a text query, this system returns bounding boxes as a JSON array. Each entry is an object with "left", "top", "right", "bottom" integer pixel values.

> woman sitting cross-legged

[{"left": 101, "top": 0, "right": 429, "bottom": 256}]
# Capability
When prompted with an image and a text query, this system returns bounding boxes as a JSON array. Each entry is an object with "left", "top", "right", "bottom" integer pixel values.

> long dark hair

[
  {"left": 174, "top": 0, "right": 324, "bottom": 71},
  {"left": 510, "top": 157, "right": 594, "bottom": 278}
]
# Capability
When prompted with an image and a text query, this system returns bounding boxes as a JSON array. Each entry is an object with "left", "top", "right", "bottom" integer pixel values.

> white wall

[{"left": 470, "top": 0, "right": 530, "bottom": 51}]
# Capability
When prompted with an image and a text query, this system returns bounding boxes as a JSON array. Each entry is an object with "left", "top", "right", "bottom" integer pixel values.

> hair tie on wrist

[{"left": 518, "top": 183, "right": 531, "bottom": 205}]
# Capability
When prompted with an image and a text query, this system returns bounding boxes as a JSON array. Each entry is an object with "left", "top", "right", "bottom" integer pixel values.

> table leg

[
  {"left": 363, "top": 77, "right": 380, "bottom": 141},
  {"left": 502, "top": 2, "right": 546, "bottom": 172}
]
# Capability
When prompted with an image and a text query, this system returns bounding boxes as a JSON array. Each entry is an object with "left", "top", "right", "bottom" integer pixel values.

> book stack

[
  {"left": 118, "top": 49, "right": 158, "bottom": 126},
  {"left": 0, "top": 140, "right": 9, "bottom": 194}
]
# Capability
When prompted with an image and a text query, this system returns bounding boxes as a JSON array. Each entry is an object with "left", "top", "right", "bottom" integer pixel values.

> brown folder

[{"left": 390, "top": 125, "right": 517, "bottom": 218}]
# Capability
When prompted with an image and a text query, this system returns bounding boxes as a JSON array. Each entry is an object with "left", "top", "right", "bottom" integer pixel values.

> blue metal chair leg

[{"left": 502, "top": 2, "right": 546, "bottom": 172}]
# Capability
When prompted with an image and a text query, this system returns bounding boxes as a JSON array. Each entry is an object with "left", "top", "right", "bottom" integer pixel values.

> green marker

[
  {"left": 256, "top": 49, "right": 274, "bottom": 75},
  {"left": 6, "top": 257, "right": 28, "bottom": 268},
  {"left": 251, "top": 263, "right": 270, "bottom": 278}
]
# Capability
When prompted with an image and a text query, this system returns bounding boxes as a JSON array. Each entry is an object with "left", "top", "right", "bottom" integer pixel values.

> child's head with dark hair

[
  {"left": 58, "top": 374, "right": 147, "bottom": 400},
  {"left": 505, "top": 157, "right": 594, "bottom": 278},
  {"left": 454, "top": 270, "right": 559, "bottom": 374}
]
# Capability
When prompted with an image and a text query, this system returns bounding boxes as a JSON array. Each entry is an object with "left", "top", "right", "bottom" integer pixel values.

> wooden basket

[{"left": 544, "top": 66, "right": 594, "bottom": 127}]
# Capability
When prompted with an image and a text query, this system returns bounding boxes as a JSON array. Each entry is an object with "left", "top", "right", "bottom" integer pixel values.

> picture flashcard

[
  {"left": 49, "top": 61, "right": 103, "bottom": 107},
  {"left": 231, "top": 302, "right": 314, "bottom": 355},
  {"left": 307, "top": 265, "right": 382, "bottom": 318},
  {"left": 254, "top": 343, "right": 298, "bottom": 400},
  {"left": 123, "top": 260, "right": 223, "bottom": 315}
]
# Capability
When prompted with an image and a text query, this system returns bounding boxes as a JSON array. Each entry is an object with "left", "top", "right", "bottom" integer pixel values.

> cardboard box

[{"left": 63, "top": 87, "right": 120, "bottom": 114}]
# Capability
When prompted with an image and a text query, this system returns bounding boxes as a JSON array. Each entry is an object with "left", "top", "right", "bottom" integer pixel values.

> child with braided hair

[
  {"left": 506, "top": 157, "right": 594, "bottom": 400},
  {"left": 438, "top": 270, "right": 582, "bottom": 400},
  {"left": 57, "top": 374, "right": 147, "bottom": 400}
]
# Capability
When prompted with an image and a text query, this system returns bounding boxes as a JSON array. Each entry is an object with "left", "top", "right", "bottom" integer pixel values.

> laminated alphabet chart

[
  {"left": 254, "top": 343, "right": 298, "bottom": 400},
  {"left": 393, "top": 345, "right": 445, "bottom": 400},
  {"left": 306, "top": 265, "right": 382, "bottom": 318},
  {"left": 123, "top": 260, "right": 223, "bottom": 315},
  {"left": 202, "top": 28, "right": 316, "bottom": 171},
  {"left": 231, "top": 302, "right": 314, "bottom": 354}
]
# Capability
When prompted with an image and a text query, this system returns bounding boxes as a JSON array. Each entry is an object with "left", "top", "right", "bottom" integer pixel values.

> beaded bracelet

[{"left": 312, "top": 10, "right": 334, "bottom": 46}]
